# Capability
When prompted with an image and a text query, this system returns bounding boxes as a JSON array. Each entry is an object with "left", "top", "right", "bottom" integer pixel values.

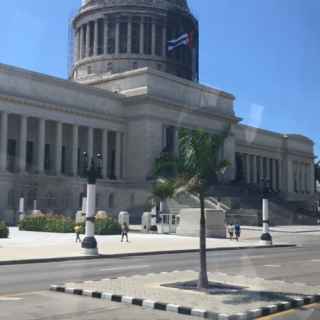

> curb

[
  {"left": 50, "top": 284, "right": 320, "bottom": 320},
  {"left": 0, "top": 244, "right": 296, "bottom": 266}
]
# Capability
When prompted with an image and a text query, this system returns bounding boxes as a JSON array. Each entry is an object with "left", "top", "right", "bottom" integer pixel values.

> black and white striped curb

[{"left": 50, "top": 284, "right": 320, "bottom": 320}]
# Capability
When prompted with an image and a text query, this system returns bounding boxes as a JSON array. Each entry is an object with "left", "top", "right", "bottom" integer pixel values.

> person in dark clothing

[
  {"left": 235, "top": 223, "right": 241, "bottom": 241},
  {"left": 121, "top": 222, "right": 129, "bottom": 242}
]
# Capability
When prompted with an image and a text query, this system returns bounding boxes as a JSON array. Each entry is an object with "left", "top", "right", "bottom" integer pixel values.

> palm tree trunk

[{"left": 198, "top": 190, "right": 209, "bottom": 290}]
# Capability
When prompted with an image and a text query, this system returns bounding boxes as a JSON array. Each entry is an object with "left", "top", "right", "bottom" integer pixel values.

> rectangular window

[
  {"left": 89, "top": 21, "right": 95, "bottom": 56},
  {"left": 119, "top": 22, "right": 128, "bottom": 53},
  {"left": 61, "top": 146, "right": 66, "bottom": 174},
  {"left": 143, "top": 17, "right": 152, "bottom": 55},
  {"left": 83, "top": 25, "right": 87, "bottom": 57},
  {"left": 107, "top": 131, "right": 116, "bottom": 179},
  {"left": 7, "top": 139, "right": 16, "bottom": 172},
  {"left": 26, "top": 141, "right": 33, "bottom": 171},
  {"left": 97, "top": 19, "right": 105, "bottom": 55},
  {"left": 131, "top": 19, "right": 140, "bottom": 54},
  {"left": 45, "top": 144, "right": 51, "bottom": 171},
  {"left": 155, "top": 25, "right": 163, "bottom": 56},
  {"left": 107, "top": 21, "right": 115, "bottom": 54}
]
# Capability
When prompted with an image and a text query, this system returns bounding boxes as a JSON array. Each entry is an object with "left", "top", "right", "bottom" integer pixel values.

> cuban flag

[{"left": 168, "top": 32, "right": 194, "bottom": 52}]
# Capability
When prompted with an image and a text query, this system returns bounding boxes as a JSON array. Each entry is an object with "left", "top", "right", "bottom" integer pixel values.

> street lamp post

[
  {"left": 81, "top": 152, "right": 103, "bottom": 255},
  {"left": 260, "top": 178, "right": 273, "bottom": 245}
]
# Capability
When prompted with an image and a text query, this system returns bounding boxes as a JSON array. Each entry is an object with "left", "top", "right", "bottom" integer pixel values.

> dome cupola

[{"left": 71, "top": 0, "right": 199, "bottom": 82}]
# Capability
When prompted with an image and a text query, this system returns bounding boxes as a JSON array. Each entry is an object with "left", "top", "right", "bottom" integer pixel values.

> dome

[
  {"left": 72, "top": 0, "right": 198, "bottom": 82},
  {"left": 81, "top": 0, "right": 190, "bottom": 12}
]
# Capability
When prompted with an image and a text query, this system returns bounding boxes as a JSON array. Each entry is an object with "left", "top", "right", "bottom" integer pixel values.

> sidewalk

[
  {"left": 242, "top": 225, "right": 320, "bottom": 233},
  {"left": 0, "top": 227, "right": 293, "bottom": 265}
]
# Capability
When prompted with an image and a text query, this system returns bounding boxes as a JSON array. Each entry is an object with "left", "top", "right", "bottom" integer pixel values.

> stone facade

[{"left": 0, "top": 0, "right": 315, "bottom": 224}]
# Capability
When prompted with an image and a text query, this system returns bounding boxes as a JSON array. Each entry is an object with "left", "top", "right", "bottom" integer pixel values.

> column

[
  {"left": 55, "top": 122, "right": 62, "bottom": 175},
  {"left": 304, "top": 164, "right": 308, "bottom": 193},
  {"left": 94, "top": 19, "right": 99, "bottom": 55},
  {"left": 104, "top": 18, "right": 109, "bottom": 54},
  {"left": 140, "top": 19, "right": 144, "bottom": 54},
  {"left": 79, "top": 25, "right": 84, "bottom": 59},
  {"left": 245, "top": 154, "right": 251, "bottom": 184},
  {"left": 0, "top": 112, "right": 8, "bottom": 171},
  {"left": 87, "top": 127, "right": 94, "bottom": 163},
  {"left": 260, "top": 157, "right": 264, "bottom": 180},
  {"left": 115, "top": 132, "right": 122, "bottom": 179},
  {"left": 298, "top": 163, "right": 302, "bottom": 193},
  {"left": 127, "top": 18, "right": 132, "bottom": 54},
  {"left": 151, "top": 20, "right": 156, "bottom": 56},
  {"left": 74, "top": 29, "right": 80, "bottom": 62},
  {"left": 72, "top": 125, "right": 79, "bottom": 176},
  {"left": 252, "top": 155, "right": 257, "bottom": 184},
  {"left": 266, "top": 158, "right": 270, "bottom": 184},
  {"left": 85, "top": 23, "right": 90, "bottom": 57},
  {"left": 278, "top": 159, "right": 282, "bottom": 191},
  {"left": 122, "top": 132, "right": 127, "bottom": 179},
  {"left": 272, "top": 159, "right": 277, "bottom": 191},
  {"left": 309, "top": 163, "right": 315, "bottom": 194},
  {"left": 38, "top": 119, "right": 46, "bottom": 174},
  {"left": 102, "top": 129, "right": 108, "bottom": 178},
  {"left": 162, "top": 25, "right": 167, "bottom": 57},
  {"left": 115, "top": 20, "right": 120, "bottom": 55},
  {"left": 19, "top": 115, "right": 27, "bottom": 173}
]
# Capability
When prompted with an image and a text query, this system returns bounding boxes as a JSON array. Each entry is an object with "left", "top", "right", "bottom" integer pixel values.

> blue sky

[{"left": 0, "top": 0, "right": 319, "bottom": 156}]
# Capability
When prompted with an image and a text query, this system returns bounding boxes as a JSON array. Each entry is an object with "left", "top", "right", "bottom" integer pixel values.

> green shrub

[
  {"left": 0, "top": 221, "right": 9, "bottom": 238},
  {"left": 19, "top": 215, "right": 121, "bottom": 235},
  {"left": 95, "top": 218, "right": 121, "bottom": 235},
  {"left": 19, "top": 215, "right": 74, "bottom": 233}
]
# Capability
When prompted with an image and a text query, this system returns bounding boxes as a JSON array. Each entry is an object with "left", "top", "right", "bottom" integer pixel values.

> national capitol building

[{"left": 0, "top": 0, "right": 316, "bottom": 223}]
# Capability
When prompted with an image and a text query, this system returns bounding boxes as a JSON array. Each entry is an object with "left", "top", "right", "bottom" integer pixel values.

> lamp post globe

[{"left": 81, "top": 152, "right": 103, "bottom": 255}]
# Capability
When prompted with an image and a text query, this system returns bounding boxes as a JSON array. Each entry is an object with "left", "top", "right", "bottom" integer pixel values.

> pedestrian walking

[
  {"left": 235, "top": 223, "right": 241, "bottom": 241},
  {"left": 74, "top": 224, "right": 81, "bottom": 243},
  {"left": 228, "top": 223, "right": 234, "bottom": 240},
  {"left": 121, "top": 222, "right": 129, "bottom": 242}
]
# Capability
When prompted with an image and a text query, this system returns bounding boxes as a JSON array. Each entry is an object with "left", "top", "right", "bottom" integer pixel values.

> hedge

[
  {"left": 19, "top": 215, "right": 121, "bottom": 235},
  {"left": 0, "top": 221, "right": 9, "bottom": 238}
]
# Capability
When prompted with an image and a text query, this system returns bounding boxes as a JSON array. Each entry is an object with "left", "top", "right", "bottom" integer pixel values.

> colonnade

[
  {"left": 0, "top": 111, "right": 124, "bottom": 180},
  {"left": 75, "top": 15, "right": 167, "bottom": 61}
]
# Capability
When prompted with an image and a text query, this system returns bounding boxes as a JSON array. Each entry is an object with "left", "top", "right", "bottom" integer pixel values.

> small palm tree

[
  {"left": 151, "top": 179, "right": 176, "bottom": 213},
  {"left": 153, "top": 127, "right": 230, "bottom": 291}
]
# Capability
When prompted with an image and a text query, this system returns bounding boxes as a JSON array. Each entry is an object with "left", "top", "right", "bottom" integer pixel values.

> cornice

[
  {"left": 0, "top": 63, "right": 124, "bottom": 101},
  {"left": 124, "top": 93, "right": 241, "bottom": 124},
  {"left": 0, "top": 90, "right": 126, "bottom": 126}
]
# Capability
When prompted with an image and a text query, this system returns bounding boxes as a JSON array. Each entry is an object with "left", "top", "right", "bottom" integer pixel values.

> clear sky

[{"left": 0, "top": 0, "right": 319, "bottom": 156}]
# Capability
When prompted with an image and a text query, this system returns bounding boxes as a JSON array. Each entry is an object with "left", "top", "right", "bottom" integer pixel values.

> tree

[{"left": 153, "top": 127, "right": 230, "bottom": 291}]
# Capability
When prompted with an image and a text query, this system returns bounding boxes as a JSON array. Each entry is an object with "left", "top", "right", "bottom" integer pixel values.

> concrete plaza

[{"left": 0, "top": 227, "right": 291, "bottom": 264}]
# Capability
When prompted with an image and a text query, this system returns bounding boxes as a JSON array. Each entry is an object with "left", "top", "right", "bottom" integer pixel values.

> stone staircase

[{"left": 165, "top": 182, "right": 318, "bottom": 226}]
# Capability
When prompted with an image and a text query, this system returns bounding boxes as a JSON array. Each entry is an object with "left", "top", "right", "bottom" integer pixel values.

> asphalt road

[{"left": 1, "top": 234, "right": 320, "bottom": 319}]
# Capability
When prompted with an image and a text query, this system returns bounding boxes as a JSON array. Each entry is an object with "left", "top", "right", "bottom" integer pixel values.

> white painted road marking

[
  {"left": 263, "top": 264, "right": 281, "bottom": 268},
  {"left": 311, "top": 259, "right": 320, "bottom": 262},
  {"left": 99, "top": 265, "right": 150, "bottom": 272},
  {"left": 0, "top": 296, "right": 23, "bottom": 301}
]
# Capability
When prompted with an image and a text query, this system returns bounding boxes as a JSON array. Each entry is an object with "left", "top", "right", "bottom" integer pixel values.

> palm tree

[{"left": 154, "top": 127, "right": 230, "bottom": 290}]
